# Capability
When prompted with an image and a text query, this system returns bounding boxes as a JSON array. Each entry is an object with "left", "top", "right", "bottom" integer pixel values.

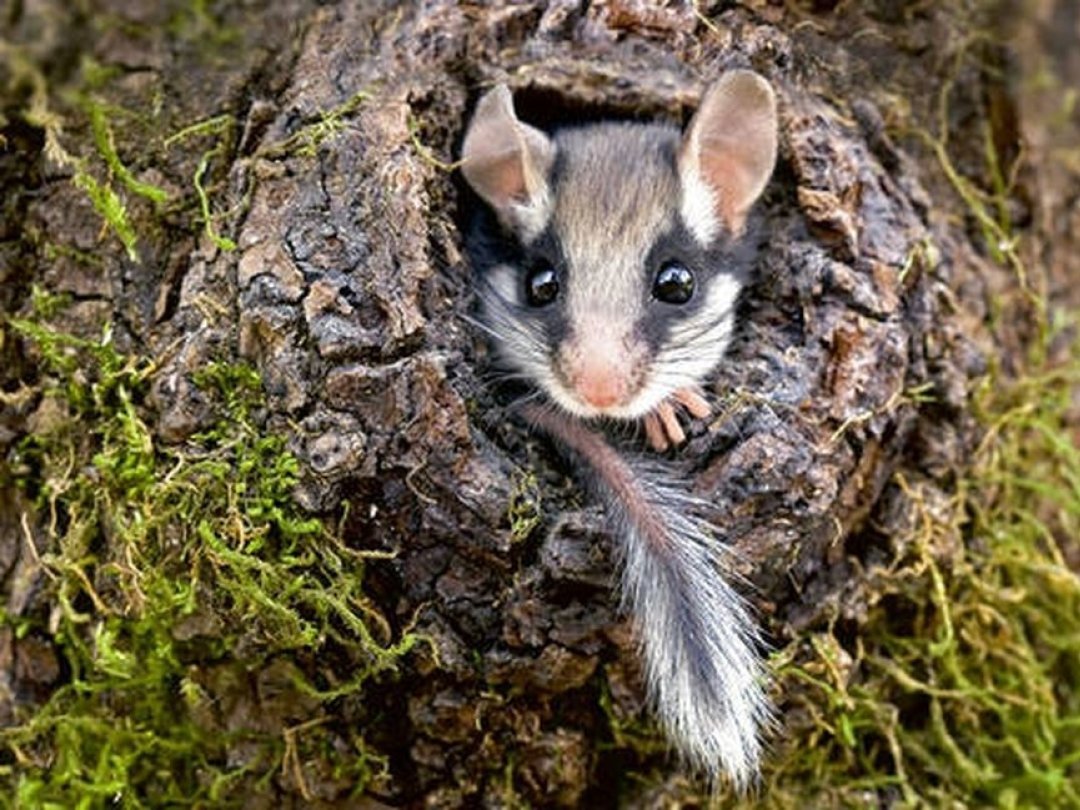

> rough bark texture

[{"left": 1, "top": 1, "right": 1074, "bottom": 807}]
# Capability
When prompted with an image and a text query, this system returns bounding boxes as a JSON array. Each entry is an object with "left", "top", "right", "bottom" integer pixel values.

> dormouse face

[{"left": 461, "top": 73, "right": 778, "bottom": 420}]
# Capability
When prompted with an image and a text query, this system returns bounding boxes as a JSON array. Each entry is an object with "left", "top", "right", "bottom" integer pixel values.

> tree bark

[{"left": 0, "top": 0, "right": 1073, "bottom": 806}]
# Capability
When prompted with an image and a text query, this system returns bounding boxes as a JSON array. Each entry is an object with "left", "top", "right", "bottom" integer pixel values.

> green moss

[
  {"left": 2, "top": 305, "right": 415, "bottom": 804},
  {"left": 191, "top": 146, "right": 237, "bottom": 251},
  {"left": 167, "top": 0, "right": 242, "bottom": 50},
  {"left": 910, "top": 42, "right": 1049, "bottom": 359},
  {"left": 164, "top": 114, "right": 238, "bottom": 251},
  {"left": 758, "top": 321, "right": 1080, "bottom": 809},
  {"left": 12, "top": 45, "right": 242, "bottom": 263},
  {"left": 737, "top": 55, "right": 1074, "bottom": 806},
  {"left": 70, "top": 69, "right": 172, "bottom": 262},
  {"left": 41, "top": 242, "right": 106, "bottom": 270},
  {"left": 743, "top": 72, "right": 1079, "bottom": 804},
  {"left": 258, "top": 92, "right": 370, "bottom": 160},
  {"left": 507, "top": 470, "right": 542, "bottom": 544},
  {"left": 71, "top": 170, "right": 140, "bottom": 262},
  {"left": 78, "top": 57, "right": 123, "bottom": 93},
  {"left": 1, "top": 53, "right": 155, "bottom": 263},
  {"left": 407, "top": 114, "right": 462, "bottom": 172},
  {"left": 85, "top": 98, "right": 170, "bottom": 207}
]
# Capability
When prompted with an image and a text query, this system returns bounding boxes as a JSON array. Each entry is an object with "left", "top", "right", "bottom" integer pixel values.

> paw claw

[
  {"left": 673, "top": 387, "right": 712, "bottom": 419},
  {"left": 657, "top": 401, "right": 685, "bottom": 446},
  {"left": 644, "top": 412, "right": 669, "bottom": 452},
  {"left": 643, "top": 387, "right": 711, "bottom": 451}
]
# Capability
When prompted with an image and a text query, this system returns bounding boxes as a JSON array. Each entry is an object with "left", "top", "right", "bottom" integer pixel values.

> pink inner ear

[
  {"left": 469, "top": 149, "right": 529, "bottom": 209},
  {"left": 699, "top": 149, "right": 746, "bottom": 232},
  {"left": 682, "top": 72, "right": 778, "bottom": 236}
]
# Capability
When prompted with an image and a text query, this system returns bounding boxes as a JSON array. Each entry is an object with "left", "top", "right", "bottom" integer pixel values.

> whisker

[{"left": 662, "top": 306, "right": 737, "bottom": 349}]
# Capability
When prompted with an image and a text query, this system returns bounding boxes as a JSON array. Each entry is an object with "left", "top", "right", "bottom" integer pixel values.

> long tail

[{"left": 521, "top": 404, "right": 771, "bottom": 791}]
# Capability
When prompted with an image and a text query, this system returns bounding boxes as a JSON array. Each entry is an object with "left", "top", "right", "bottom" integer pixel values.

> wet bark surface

[{"left": 1, "top": 0, "right": 1071, "bottom": 806}]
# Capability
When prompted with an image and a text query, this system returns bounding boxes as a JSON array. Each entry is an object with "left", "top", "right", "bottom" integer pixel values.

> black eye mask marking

[
  {"left": 637, "top": 219, "right": 755, "bottom": 351},
  {"left": 473, "top": 224, "right": 571, "bottom": 345}
]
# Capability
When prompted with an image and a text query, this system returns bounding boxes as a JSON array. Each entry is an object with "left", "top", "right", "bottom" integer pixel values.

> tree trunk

[{"left": 1, "top": 1, "right": 1076, "bottom": 807}]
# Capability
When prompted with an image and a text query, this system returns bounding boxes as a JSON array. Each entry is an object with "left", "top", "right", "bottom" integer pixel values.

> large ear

[
  {"left": 460, "top": 85, "right": 555, "bottom": 231},
  {"left": 678, "top": 70, "right": 778, "bottom": 240}
]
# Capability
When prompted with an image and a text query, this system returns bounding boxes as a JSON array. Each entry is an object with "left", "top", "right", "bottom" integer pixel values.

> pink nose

[{"left": 574, "top": 368, "right": 626, "bottom": 408}]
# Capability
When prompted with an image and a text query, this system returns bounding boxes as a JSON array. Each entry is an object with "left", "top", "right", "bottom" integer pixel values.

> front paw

[{"left": 642, "top": 388, "right": 712, "bottom": 452}]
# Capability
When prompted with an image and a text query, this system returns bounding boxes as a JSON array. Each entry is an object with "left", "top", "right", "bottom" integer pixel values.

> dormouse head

[{"left": 461, "top": 72, "right": 778, "bottom": 420}]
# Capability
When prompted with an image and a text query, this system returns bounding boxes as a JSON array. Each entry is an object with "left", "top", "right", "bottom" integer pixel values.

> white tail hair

[{"left": 521, "top": 403, "right": 772, "bottom": 791}]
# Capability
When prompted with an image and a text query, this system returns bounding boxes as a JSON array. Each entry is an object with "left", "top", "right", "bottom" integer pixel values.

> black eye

[
  {"left": 525, "top": 260, "right": 559, "bottom": 307},
  {"left": 653, "top": 260, "right": 695, "bottom": 304}
]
